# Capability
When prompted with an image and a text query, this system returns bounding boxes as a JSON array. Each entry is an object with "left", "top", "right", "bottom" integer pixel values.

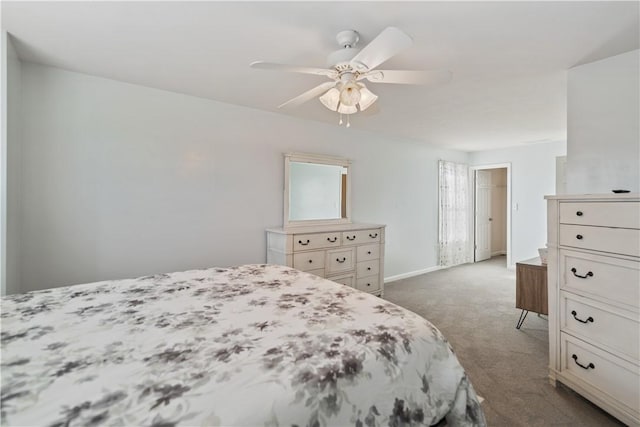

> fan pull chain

[{"left": 337, "top": 114, "right": 351, "bottom": 128}]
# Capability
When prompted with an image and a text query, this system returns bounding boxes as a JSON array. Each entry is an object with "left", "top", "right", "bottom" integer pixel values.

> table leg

[{"left": 516, "top": 309, "right": 529, "bottom": 329}]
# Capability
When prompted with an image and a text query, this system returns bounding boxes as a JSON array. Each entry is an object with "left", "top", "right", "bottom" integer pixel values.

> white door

[{"left": 475, "top": 170, "right": 492, "bottom": 262}]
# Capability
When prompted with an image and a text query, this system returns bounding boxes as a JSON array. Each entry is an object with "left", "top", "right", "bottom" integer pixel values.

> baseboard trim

[
  {"left": 385, "top": 266, "right": 444, "bottom": 283},
  {"left": 491, "top": 250, "right": 507, "bottom": 256}
]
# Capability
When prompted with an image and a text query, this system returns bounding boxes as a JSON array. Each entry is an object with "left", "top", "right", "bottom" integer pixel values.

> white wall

[
  {"left": 5, "top": 35, "right": 21, "bottom": 296},
  {"left": 0, "top": 32, "right": 6, "bottom": 296},
  {"left": 15, "top": 63, "right": 468, "bottom": 292},
  {"left": 470, "top": 141, "right": 566, "bottom": 265},
  {"left": 566, "top": 49, "right": 639, "bottom": 194},
  {"left": 1, "top": 33, "right": 22, "bottom": 296}
]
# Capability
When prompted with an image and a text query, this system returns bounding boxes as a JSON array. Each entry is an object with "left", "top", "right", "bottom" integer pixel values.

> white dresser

[
  {"left": 546, "top": 194, "right": 640, "bottom": 426},
  {"left": 266, "top": 223, "right": 386, "bottom": 297}
]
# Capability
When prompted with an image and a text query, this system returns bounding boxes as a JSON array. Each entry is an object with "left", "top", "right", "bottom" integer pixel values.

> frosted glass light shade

[
  {"left": 319, "top": 88, "right": 340, "bottom": 111},
  {"left": 337, "top": 104, "right": 357, "bottom": 114},
  {"left": 339, "top": 82, "right": 361, "bottom": 106},
  {"left": 358, "top": 86, "right": 378, "bottom": 111}
]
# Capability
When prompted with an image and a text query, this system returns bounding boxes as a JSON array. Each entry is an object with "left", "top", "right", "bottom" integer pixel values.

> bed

[{"left": 1, "top": 264, "right": 485, "bottom": 426}]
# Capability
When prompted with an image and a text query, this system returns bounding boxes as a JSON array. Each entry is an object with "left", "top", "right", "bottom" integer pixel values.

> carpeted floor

[{"left": 384, "top": 256, "right": 623, "bottom": 426}]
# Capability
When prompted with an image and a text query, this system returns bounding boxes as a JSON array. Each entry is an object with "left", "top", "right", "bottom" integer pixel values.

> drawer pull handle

[
  {"left": 369, "top": 233, "right": 378, "bottom": 238},
  {"left": 367, "top": 267, "right": 372, "bottom": 271},
  {"left": 367, "top": 283, "right": 371, "bottom": 287},
  {"left": 336, "top": 257, "right": 347, "bottom": 263},
  {"left": 572, "top": 354, "right": 595, "bottom": 370},
  {"left": 570, "top": 268, "right": 593, "bottom": 279},
  {"left": 571, "top": 310, "right": 594, "bottom": 324},
  {"left": 576, "top": 234, "right": 583, "bottom": 240},
  {"left": 576, "top": 211, "right": 583, "bottom": 216},
  {"left": 327, "top": 237, "right": 337, "bottom": 243},
  {"left": 308, "top": 260, "right": 313, "bottom": 264},
  {"left": 298, "top": 239, "right": 310, "bottom": 246},
  {"left": 367, "top": 251, "right": 372, "bottom": 255},
  {"left": 346, "top": 235, "right": 356, "bottom": 241}
]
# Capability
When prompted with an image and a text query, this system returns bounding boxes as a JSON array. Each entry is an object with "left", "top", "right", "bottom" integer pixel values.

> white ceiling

[{"left": 2, "top": 1, "right": 638, "bottom": 151}]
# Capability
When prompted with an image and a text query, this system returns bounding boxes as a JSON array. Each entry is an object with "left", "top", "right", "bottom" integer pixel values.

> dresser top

[
  {"left": 545, "top": 193, "right": 639, "bottom": 201},
  {"left": 266, "top": 223, "right": 386, "bottom": 234}
]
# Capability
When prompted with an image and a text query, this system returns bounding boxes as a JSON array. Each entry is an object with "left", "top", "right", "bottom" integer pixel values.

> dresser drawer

[
  {"left": 357, "top": 260, "right": 379, "bottom": 278},
  {"left": 561, "top": 292, "right": 640, "bottom": 361},
  {"left": 356, "top": 276, "right": 380, "bottom": 293},
  {"left": 326, "top": 247, "right": 355, "bottom": 275},
  {"left": 342, "top": 229, "right": 381, "bottom": 245},
  {"left": 293, "top": 232, "right": 341, "bottom": 252},
  {"left": 559, "top": 224, "right": 640, "bottom": 257},
  {"left": 560, "top": 201, "right": 640, "bottom": 229},
  {"left": 293, "top": 251, "right": 325, "bottom": 271},
  {"left": 329, "top": 273, "right": 354, "bottom": 288},
  {"left": 560, "top": 249, "right": 640, "bottom": 309},
  {"left": 357, "top": 243, "right": 380, "bottom": 261},
  {"left": 561, "top": 333, "right": 640, "bottom": 414}
]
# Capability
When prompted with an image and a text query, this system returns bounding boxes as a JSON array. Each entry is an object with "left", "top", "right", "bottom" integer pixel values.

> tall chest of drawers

[
  {"left": 546, "top": 194, "right": 640, "bottom": 425},
  {"left": 266, "top": 223, "right": 386, "bottom": 297}
]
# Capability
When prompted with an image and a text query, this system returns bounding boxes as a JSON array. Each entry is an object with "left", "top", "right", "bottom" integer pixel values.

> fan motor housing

[
  {"left": 336, "top": 30, "right": 359, "bottom": 47},
  {"left": 327, "top": 29, "right": 361, "bottom": 68}
]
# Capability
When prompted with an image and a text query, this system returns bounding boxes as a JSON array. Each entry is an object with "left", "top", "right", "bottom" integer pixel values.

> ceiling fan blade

[
  {"left": 278, "top": 81, "right": 337, "bottom": 109},
  {"left": 363, "top": 69, "right": 452, "bottom": 85},
  {"left": 250, "top": 61, "right": 337, "bottom": 78},
  {"left": 349, "top": 27, "right": 413, "bottom": 71}
]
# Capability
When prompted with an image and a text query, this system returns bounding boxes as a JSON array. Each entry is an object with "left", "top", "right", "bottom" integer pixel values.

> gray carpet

[{"left": 384, "top": 256, "right": 623, "bottom": 426}]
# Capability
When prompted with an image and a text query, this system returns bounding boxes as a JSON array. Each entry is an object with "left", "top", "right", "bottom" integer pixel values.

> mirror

[{"left": 284, "top": 153, "right": 351, "bottom": 227}]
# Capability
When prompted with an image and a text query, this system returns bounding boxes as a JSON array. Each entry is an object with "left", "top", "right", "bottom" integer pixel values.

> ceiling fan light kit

[
  {"left": 250, "top": 26, "right": 452, "bottom": 127},
  {"left": 319, "top": 82, "right": 377, "bottom": 111}
]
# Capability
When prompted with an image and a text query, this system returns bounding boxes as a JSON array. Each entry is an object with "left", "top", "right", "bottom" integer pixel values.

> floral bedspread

[{"left": 1, "top": 264, "right": 485, "bottom": 427}]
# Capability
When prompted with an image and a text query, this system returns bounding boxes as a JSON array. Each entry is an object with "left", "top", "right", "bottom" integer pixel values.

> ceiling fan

[{"left": 250, "top": 27, "right": 452, "bottom": 127}]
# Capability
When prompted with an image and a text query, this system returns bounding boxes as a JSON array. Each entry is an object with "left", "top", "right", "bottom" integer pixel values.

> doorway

[{"left": 471, "top": 164, "right": 511, "bottom": 267}]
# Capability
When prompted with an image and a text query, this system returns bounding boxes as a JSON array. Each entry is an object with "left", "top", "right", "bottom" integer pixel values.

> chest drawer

[
  {"left": 342, "top": 229, "right": 381, "bottom": 246},
  {"left": 329, "top": 273, "right": 355, "bottom": 288},
  {"left": 356, "top": 275, "right": 380, "bottom": 293},
  {"left": 293, "top": 232, "right": 341, "bottom": 252},
  {"left": 560, "top": 250, "right": 640, "bottom": 310},
  {"left": 561, "top": 292, "right": 640, "bottom": 361},
  {"left": 357, "top": 260, "right": 379, "bottom": 278},
  {"left": 559, "top": 224, "right": 640, "bottom": 257},
  {"left": 293, "top": 251, "right": 325, "bottom": 271},
  {"left": 326, "top": 247, "right": 355, "bottom": 275},
  {"left": 561, "top": 333, "right": 640, "bottom": 414},
  {"left": 560, "top": 201, "right": 640, "bottom": 229},
  {"left": 357, "top": 244, "right": 380, "bottom": 261}
]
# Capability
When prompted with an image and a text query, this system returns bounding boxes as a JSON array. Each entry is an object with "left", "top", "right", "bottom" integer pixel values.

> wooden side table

[{"left": 515, "top": 257, "right": 548, "bottom": 329}]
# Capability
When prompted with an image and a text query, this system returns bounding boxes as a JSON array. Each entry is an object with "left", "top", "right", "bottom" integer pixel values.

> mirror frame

[{"left": 284, "top": 152, "right": 352, "bottom": 228}]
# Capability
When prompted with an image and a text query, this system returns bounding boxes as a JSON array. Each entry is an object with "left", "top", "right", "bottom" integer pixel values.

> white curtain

[{"left": 438, "top": 160, "right": 471, "bottom": 267}]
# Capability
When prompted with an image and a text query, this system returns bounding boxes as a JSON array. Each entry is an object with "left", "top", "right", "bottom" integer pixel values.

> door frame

[{"left": 470, "top": 163, "right": 512, "bottom": 268}]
